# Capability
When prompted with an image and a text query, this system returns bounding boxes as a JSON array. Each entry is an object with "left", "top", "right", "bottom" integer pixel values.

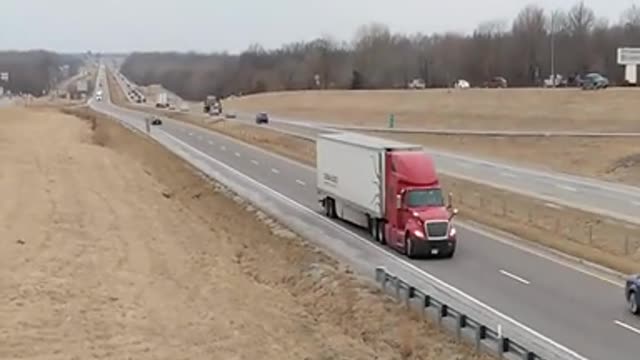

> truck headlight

[
  {"left": 413, "top": 229, "right": 425, "bottom": 239},
  {"left": 449, "top": 227, "right": 457, "bottom": 238}
]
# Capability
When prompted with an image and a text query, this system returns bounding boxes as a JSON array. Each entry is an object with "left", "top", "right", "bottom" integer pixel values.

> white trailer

[
  {"left": 156, "top": 92, "right": 168, "bottom": 108},
  {"left": 316, "top": 132, "right": 420, "bottom": 228}
]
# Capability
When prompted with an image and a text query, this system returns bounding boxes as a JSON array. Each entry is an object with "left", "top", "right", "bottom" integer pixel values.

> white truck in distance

[
  {"left": 316, "top": 132, "right": 458, "bottom": 259},
  {"left": 155, "top": 92, "right": 169, "bottom": 108}
]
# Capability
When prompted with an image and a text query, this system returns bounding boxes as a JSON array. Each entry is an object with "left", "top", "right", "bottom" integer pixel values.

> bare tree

[
  {"left": 512, "top": 5, "right": 548, "bottom": 84},
  {"left": 120, "top": 3, "right": 639, "bottom": 97}
]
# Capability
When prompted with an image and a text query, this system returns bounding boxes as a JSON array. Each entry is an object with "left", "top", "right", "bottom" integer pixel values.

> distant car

[
  {"left": 485, "top": 76, "right": 508, "bottom": 88},
  {"left": 255, "top": 112, "right": 269, "bottom": 124},
  {"left": 225, "top": 112, "right": 237, "bottom": 119},
  {"left": 148, "top": 116, "right": 162, "bottom": 126},
  {"left": 580, "top": 73, "right": 609, "bottom": 90},
  {"left": 453, "top": 79, "right": 470, "bottom": 89},
  {"left": 625, "top": 274, "right": 640, "bottom": 315}
]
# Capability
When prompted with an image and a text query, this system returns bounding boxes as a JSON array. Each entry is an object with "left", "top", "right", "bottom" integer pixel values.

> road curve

[{"left": 94, "top": 66, "right": 640, "bottom": 360}]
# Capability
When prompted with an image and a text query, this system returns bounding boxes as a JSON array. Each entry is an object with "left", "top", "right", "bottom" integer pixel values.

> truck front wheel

[{"left": 405, "top": 234, "right": 417, "bottom": 259}]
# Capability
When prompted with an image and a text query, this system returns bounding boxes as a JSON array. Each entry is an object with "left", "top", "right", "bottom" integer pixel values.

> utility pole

[{"left": 549, "top": 10, "right": 558, "bottom": 88}]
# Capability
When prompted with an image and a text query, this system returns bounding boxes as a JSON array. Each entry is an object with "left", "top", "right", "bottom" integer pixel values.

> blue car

[{"left": 625, "top": 274, "right": 640, "bottom": 315}]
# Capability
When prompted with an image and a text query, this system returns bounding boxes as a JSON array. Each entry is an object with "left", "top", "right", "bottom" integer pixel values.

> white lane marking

[
  {"left": 296, "top": 179, "right": 306, "bottom": 186},
  {"left": 188, "top": 132, "right": 194, "bottom": 136},
  {"left": 614, "top": 320, "right": 640, "bottom": 335},
  {"left": 544, "top": 202, "right": 563, "bottom": 210},
  {"left": 556, "top": 184, "right": 578, "bottom": 192},
  {"left": 459, "top": 222, "right": 624, "bottom": 288},
  {"left": 208, "top": 140, "right": 214, "bottom": 145},
  {"left": 156, "top": 132, "right": 589, "bottom": 360},
  {"left": 251, "top": 160, "right": 259, "bottom": 165},
  {"left": 632, "top": 201, "right": 640, "bottom": 207},
  {"left": 499, "top": 270, "right": 531, "bottom": 285},
  {"left": 220, "top": 146, "right": 226, "bottom": 151},
  {"left": 271, "top": 168, "right": 280, "bottom": 174},
  {"left": 234, "top": 152, "right": 241, "bottom": 157},
  {"left": 500, "top": 171, "right": 518, "bottom": 178}
]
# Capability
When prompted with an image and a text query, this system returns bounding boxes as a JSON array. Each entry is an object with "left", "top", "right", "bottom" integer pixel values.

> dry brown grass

[
  {"left": 56, "top": 105, "right": 491, "bottom": 360},
  {"left": 225, "top": 88, "right": 640, "bottom": 131}
]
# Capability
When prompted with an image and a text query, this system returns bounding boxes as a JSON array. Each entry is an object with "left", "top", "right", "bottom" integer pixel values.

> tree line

[
  {"left": 120, "top": 2, "right": 640, "bottom": 101},
  {"left": 0, "top": 51, "right": 83, "bottom": 96}
]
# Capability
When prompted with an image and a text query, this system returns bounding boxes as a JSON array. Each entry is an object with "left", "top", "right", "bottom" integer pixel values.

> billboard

[{"left": 617, "top": 48, "right": 640, "bottom": 65}]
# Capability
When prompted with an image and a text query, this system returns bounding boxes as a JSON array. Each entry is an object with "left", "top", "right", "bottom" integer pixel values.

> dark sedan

[
  {"left": 625, "top": 274, "right": 640, "bottom": 315},
  {"left": 146, "top": 116, "right": 162, "bottom": 125},
  {"left": 255, "top": 112, "right": 269, "bottom": 124}
]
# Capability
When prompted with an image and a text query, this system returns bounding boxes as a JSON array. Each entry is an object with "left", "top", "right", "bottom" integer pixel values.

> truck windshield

[{"left": 405, "top": 189, "right": 444, "bottom": 207}]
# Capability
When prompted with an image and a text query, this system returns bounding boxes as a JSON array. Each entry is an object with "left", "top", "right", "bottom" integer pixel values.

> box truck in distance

[{"left": 317, "top": 133, "right": 458, "bottom": 258}]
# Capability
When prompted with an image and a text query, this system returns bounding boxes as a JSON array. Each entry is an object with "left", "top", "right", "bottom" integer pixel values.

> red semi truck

[{"left": 316, "top": 132, "right": 458, "bottom": 258}]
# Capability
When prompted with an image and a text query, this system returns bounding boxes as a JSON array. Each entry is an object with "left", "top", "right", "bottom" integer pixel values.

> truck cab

[{"left": 384, "top": 150, "right": 457, "bottom": 258}]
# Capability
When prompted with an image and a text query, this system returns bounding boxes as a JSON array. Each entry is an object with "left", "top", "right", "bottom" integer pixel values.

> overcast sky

[{"left": 1, "top": 0, "right": 636, "bottom": 53}]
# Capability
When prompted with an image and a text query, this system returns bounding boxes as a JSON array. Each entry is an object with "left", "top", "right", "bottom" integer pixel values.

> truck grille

[{"left": 425, "top": 221, "right": 449, "bottom": 239}]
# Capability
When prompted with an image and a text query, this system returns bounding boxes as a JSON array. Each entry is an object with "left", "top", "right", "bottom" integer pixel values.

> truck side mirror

[
  {"left": 447, "top": 192, "right": 454, "bottom": 208},
  {"left": 396, "top": 194, "right": 403, "bottom": 209}
]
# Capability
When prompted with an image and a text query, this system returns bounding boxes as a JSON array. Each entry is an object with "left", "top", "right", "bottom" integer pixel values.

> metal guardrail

[{"left": 375, "top": 267, "right": 587, "bottom": 360}]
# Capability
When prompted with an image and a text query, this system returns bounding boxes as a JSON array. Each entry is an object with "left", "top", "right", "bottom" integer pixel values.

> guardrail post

[
  {"left": 391, "top": 275, "right": 400, "bottom": 299},
  {"left": 456, "top": 314, "right": 467, "bottom": 339},
  {"left": 375, "top": 267, "right": 385, "bottom": 284},
  {"left": 523, "top": 352, "right": 535, "bottom": 360},
  {"left": 497, "top": 337, "right": 509, "bottom": 359},
  {"left": 438, "top": 304, "right": 448, "bottom": 326},
  {"left": 405, "top": 285, "right": 415, "bottom": 308},
  {"left": 475, "top": 325, "right": 486, "bottom": 352}
]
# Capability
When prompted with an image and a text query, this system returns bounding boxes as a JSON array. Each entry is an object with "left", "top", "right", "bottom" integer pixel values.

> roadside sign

[
  {"left": 0, "top": 72, "right": 8, "bottom": 81},
  {"left": 618, "top": 48, "right": 640, "bottom": 65}
]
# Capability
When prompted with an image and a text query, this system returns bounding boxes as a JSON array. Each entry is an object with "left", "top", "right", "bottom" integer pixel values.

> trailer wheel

[
  {"left": 376, "top": 220, "right": 386, "bottom": 245},
  {"left": 367, "top": 215, "right": 375, "bottom": 239},
  {"left": 324, "top": 198, "right": 336, "bottom": 219}
]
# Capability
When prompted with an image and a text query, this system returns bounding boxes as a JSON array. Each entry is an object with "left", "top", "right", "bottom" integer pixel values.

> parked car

[
  {"left": 625, "top": 274, "right": 640, "bottom": 315},
  {"left": 485, "top": 76, "right": 508, "bottom": 88},
  {"left": 453, "top": 79, "right": 470, "bottom": 89},
  {"left": 255, "top": 112, "right": 269, "bottom": 124},
  {"left": 580, "top": 73, "right": 609, "bottom": 90},
  {"left": 225, "top": 112, "right": 237, "bottom": 119}
]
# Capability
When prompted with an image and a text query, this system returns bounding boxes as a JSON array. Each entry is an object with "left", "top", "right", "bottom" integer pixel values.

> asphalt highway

[{"left": 94, "top": 67, "right": 640, "bottom": 359}]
